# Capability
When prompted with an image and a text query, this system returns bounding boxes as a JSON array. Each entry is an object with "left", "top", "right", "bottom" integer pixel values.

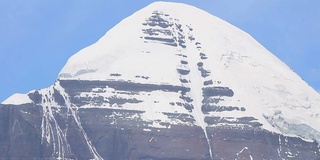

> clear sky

[{"left": 1, "top": 0, "right": 319, "bottom": 102}]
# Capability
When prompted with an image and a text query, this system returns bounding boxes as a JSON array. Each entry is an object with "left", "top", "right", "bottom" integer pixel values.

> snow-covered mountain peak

[
  {"left": 1, "top": 2, "right": 320, "bottom": 159},
  {"left": 3, "top": 0, "right": 320, "bottom": 145},
  {"left": 57, "top": 2, "right": 320, "bottom": 141}
]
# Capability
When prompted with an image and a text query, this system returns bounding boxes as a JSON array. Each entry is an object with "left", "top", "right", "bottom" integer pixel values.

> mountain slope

[{"left": 1, "top": 2, "right": 320, "bottom": 159}]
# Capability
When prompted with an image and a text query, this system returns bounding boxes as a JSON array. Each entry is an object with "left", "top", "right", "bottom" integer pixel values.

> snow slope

[
  {"left": 3, "top": 2, "right": 320, "bottom": 143},
  {"left": 2, "top": 93, "right": 33, "bottom": 105}
]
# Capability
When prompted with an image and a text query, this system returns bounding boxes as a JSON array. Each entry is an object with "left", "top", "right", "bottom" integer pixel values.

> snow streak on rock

[
  {"left": 27, "top": 82, "right": 103, "bottom": 159},
  {"left": 28, "top": 86, "right": 73, "bottom": 159},
  {"left": 55, "top": 82, "right": 103, "bottom": 159}
]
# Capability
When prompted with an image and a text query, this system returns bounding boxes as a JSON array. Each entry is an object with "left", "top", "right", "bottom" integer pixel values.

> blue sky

[{"left": 1, "top": 0, "right": 319, "bottom": 102}]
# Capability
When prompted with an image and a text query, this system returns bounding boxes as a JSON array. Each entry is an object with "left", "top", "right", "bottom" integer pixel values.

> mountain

[{"left": 1, "top": 2, "right": 320, "bottom": 159}]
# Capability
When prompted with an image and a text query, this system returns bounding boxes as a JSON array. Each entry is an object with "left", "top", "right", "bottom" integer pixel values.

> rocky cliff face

[{"left": 1, "top": 2, "right": 320, "bottom": 160}]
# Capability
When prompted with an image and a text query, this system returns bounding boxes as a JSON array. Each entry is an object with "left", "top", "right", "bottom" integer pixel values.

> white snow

[
  {"left": 143, "top": 128, "right": 151, "bottom": 132},
  {"left": 2, "top": 93, "right": 32, "bottom": 105}
]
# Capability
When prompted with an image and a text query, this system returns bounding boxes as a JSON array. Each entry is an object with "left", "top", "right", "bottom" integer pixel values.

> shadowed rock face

[
  {"left": 0, "top": 79, "right": 319, "bottom": 160},
  {"left": 0, "top": 97, "right": 210, "bottom": 159}
]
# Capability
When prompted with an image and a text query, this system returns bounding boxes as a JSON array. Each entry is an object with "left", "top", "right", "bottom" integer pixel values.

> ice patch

[{"left": 264, "top": 111, "right": 320, "bottom": 143}]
